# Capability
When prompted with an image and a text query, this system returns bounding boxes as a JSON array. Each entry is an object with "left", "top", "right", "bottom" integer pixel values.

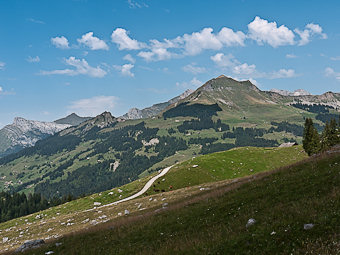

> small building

[{"left": 279, "top": 142, "right": 298, "bottom": 148}]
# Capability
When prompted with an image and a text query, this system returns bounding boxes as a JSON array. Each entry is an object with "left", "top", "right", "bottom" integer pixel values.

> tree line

[{"left": 303, "top": 117, "right": 340, "bottom": 156}]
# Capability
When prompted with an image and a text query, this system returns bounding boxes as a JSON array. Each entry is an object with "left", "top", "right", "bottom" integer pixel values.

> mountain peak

[
  {"left": 55, "top": 113, "right": 92, "bottom": 126},
  {"left": 216, "top": 74, "right": 227, "bottom": 79}
]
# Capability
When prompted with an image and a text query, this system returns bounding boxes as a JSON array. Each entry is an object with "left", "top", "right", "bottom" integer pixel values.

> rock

[
  {"left": 246, "top": 218, "right": 256, "bottom": 228},
  {"left": 304, "top": 223, "right": 314, "bottom": 230},
  {"left": 118, "top": 189, "right": 123, "bottom": 193},
  {"left": 192, "top": 165, "right": 198, "bottom": 168},
  {"left": 2, "top": 237, "right": 9, "bottom": 243},
  {"left": 15, "top": 239, "right": 45, "bottom": 252},
  {"left": 90, "top": 220, "right": 98, "bottom": 225},
  {"left": 45, "top": 251, "right": 54, "bottom": 255},
  {"left": 108, "top": 192, "right": 114, "bottom": 195},
  {"left": 124, "top": 209, "right": 130, "bottom": 215},
  {"left": 270, "top": 231, "right": 276, "bottom": 235},
  {"left": 55, "top": 242, "right": 62, "bottom": 247},
  {"left": 162, "top": 203, "right": 168, "bottom": 207},
  {"left": 117, "top": 212, "right": 122, "bottom": 216},
  {"left": 82, "top": 218, "right": 90, "bottom": 224},
  {"left": 93, "top": 202, "right": 101, "bottom": 206}
]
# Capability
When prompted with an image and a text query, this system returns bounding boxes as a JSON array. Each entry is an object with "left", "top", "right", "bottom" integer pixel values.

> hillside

[
  {"left": 0, "top": 145, "right": 307, "bottom": 253},
  {"left": 5, "top": 146, "right": 339, "bottom": 254},
  {"left": 0, "top": 76, "right": 338, "bottom": 199}
]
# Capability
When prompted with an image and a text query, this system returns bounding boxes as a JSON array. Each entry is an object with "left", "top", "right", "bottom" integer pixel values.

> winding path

[{"left": 94, "top": 165, "right": 173, "bottom": 210}]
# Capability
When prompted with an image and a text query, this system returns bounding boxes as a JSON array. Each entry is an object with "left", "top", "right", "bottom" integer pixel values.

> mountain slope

[
  {"left": 0, "top": 118, "right": 70, "bottom": 158},
  {"left": 10, "top": 146, "right": 340, "bottom": 255},
  {"left": 0, "top": 75, "right": 339, "bottom": 199},
  {"left": 121, "top": 89, "right": 193, "bottom": 119},
  {"left": 54, "top": 113, "right": 91, "bottom": 126}
]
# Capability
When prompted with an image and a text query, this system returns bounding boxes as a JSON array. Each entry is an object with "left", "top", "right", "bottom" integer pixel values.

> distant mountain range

[
  {"left": 0, "top": 113, "right": 90, "bottom": 158},
  {"left": 270, "top": 88, "right": 311, "bottom": 97},
  {"left": 0, "top": 75, "right": 339, "bottom": 199},
  {"left": 121, "top": 89, "right": 194, "bottom": 120}
]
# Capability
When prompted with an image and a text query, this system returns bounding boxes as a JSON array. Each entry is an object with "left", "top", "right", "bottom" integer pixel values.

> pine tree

[{"left": 303, "top": 118, "right": 321, "bottom": 155}]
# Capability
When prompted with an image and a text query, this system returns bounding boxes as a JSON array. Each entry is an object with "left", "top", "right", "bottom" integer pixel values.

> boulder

[
  {"left": 15, "top": 239, "right": 45, "bottom": 252},
  {"left": 304, "top": 223, "right": 314, "bottom": 230},
  {"left": 246, "top": 218, "right": 256, "bottom": 228}
]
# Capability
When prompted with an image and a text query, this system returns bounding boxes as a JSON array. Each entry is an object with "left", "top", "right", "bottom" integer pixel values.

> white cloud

[
  {"left": 27, "top": 18, "right": 45, "bottom": 24},
  {"left": 51, "top": 36, "right": 70, "bottom": 49},
  {"left": 325, "top": 67, "right": 340, "bottom": 81},
  {"left": 233, "top": 63, "right": 257, "bottom": 75},
  {"left": 111, "top": 28, "right": 146, "bottom": 50},
  {"left": 268, "top": 69, "right": 296, "bottom": 79},
  {"left": 248, "top": 16, "right": 295, "bottom": 47},
  {"left": 77, "top": 32, "right": 109, "bottom": 50},
  {"left": 176, "top": 77, "right": 202, "bottom": 89},
  {"left": 0, "top": 86, "right": 15, "bottom": 95},
  {"left": 331, "top": 56, "right": 340, "bottom": 61},
  {"left": 114, "top": 64, "right": 135, "bottom": 77},
  {"left": 295, "top": 23, "right": 327, "bottom": 46},
  {"left": 182, "top": 63, "right": 206, "bottom": 74},
  {"left": 0, "top": 62, "right": 5, "bottom": 69},
  {"left": 211, "top": 52, "right": 296, "bottom": 79},
  {"left": 210, "top": 53, "right": 237, "bottom": 68},
  {"left": 123, "top": 54, "right": 136, "bottom": 63},
  {"left": 27, "top": 56, "right": 40, "bottom": 63},
  {"left": 0, "top": 86, "right": 2, "bottom": 93},
  {"left": 68, "top": 96, "right": 118, "bottom": 116},
  {"left": 286, "top": 54, "right": 297, "bottom": 59},
  {"left": 40, "top": 57, "right": 107, "bottom": 78},
  {"left": 127, "top": 0, "right": 148, "bottom": 8}
]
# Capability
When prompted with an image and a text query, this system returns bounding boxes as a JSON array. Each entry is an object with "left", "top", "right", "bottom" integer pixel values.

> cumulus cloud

[
  {"left": 114, "top": 64, "right": 135, "bottom": 77},
  {"left": 176, "top": 77, "right": 202, "bottom": 89},
  {"left": 111, "top": 28, "right": 146, "bottom": 50},
  {"left": 182, "top": 63, "right": 206, "bottom": 74},
  {"left": 325, "top": 67, "right": 340, "bottom": 81},
  {"left": 0, "top": 62, "right": 5, "bottom": 69},
  {"left": 27, "top": 56, "right": 40, "bottom": 63},
  {"left": 268, "top": 69, "right": 296, "bottom": 79},
  {"left": 51, "top": 36, "right": 70, "bottom": 49},
  {"left": 77, "top": 32, "right": 109, "bottom": 50},
  {"left": 211, "top": 52, "right": 296, "bottom": 79},
  {"left": 40, "top": 57, "right": 107, "bottom": 78},
  {"left": 248, "top": 16, "right": 295, "bottom": 47},
  {"left": 295, "top": 23, "right": 327, "bottom": 46},
  {"left": 123, "top": 54, "right": 136, "bottom": 63},
  {"left": 68, "top": 96, "right": 118, "bottom": 116}
]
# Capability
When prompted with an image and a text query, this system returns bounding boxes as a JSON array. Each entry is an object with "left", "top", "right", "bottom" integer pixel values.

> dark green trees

[
  {"left": 303, "top": 118, "right": 321, "bottom": 156},
  {"left": 303, "top": 117, "right": 340, "bottom": 156}
]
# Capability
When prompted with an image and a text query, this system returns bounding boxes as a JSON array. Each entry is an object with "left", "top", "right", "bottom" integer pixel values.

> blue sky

[{"left": 0, "top": 0, "right": 340, "bottom": 127}]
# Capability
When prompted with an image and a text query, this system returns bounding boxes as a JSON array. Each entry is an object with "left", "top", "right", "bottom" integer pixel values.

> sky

[{"left": 0, "top": 0, "right": 340, "bottom": 128}]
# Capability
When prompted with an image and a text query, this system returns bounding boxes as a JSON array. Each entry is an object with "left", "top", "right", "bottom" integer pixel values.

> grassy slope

[
  {"left": 21, "top": 148, "right": 340, "bottom": 255},
  {"left": 148, "top": 145, "right": 307, "bottom": 194},
  {"left": 0, "top": 146, "right": 307, "bottom": 253}
]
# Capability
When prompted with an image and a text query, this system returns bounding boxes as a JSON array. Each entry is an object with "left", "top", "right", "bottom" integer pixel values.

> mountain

[
  {"left": 0, "top": 75, "right": 339, "bottom": 199},
  {"left": 270, "top": 88, "right": 311, "bottom": 96},
  {"left": 0, "top": 117, "right": 70, "bottom": 158},
  {"left": 54, "top": 113, "right": 92, "bottom": 126},
  {"left": 121, "top": 89, "right": 194, "bottom": 119}
]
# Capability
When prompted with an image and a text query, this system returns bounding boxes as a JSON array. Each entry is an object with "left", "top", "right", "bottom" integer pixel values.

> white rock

[
  {"left": 118, "top": 189, "right": 123, "bottom": 193},
  {"left": 304, "top": 223, "right": 314, "bottom": 230},
  {"left": 45, "top": 251, "right": 54, "bottom": 254},
  {"left": 117, "top": 212, "right": 122, "bottom": 216},
  {"left": 82, "top": 218, "right": 90, "bottom": 224},
  {"left": 246, "top": 218, "right": 256, "bottom": 228},
  {"left": 2, "top": 237, "right": 9, "bottom": 243},
  {"left": 124, "top": 209, "right": 130, "bottom": 215},
  {"left": 108, "top": 192, "right": 114, "bottom": 195},
  {"left": 192, "top": 165, "right": 198, "bottom": 168},
  {"left": 93, "top": 202, "right": 101, "bottom": 206}
]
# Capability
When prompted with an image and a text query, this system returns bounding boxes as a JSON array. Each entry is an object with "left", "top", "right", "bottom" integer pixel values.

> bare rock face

[
  {"left": 270, "top": 88, "right": 311, "bottom": 96},
  {"left": 0, "top": 118, "right": 70, "bottom": 158}
]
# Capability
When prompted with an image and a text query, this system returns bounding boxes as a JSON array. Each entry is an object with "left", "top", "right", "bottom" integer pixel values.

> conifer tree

[{"left": 303, "top": 118, "right": 321, "bottom": 155}]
